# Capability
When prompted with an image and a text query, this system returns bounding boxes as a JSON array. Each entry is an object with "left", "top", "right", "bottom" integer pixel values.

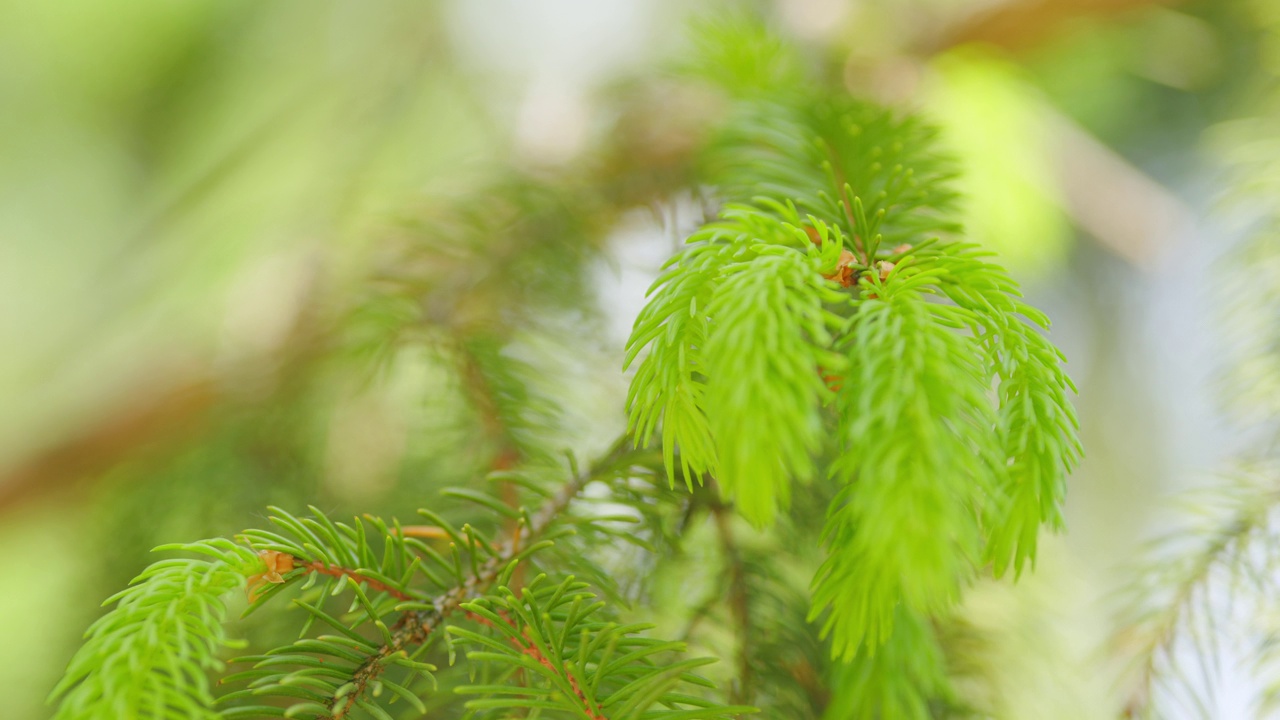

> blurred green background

[{"left": 1, "top": 0, "right": 1276, "bottom": 717}]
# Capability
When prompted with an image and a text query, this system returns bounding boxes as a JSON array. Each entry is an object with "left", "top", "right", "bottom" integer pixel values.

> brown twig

[
  {"left": 298, "top": 561, "right": 416, "bottom": 602},
  {"left": 395, "top": 525, "right": 450, "bottom": 540},
  {"left": 710, "top": 497, "right": 753, "bottom": 710},
  {"left": 0, "top": 375, "right": 218, "bottom": 513},
  {"left": 246, "top": 551, "right": 419, "bottom": 604},
  {"left": 467, "top": 609, "right": 607, "bottom": 719},
  {"left": 323, "top": 436, "right": 635, "bottom": 719},
  {"left": 454, "top": 336, "right": 523, "bottom": 475},
  {"left": 923, "top": 0, "right": 1184, "bottom": 57}
]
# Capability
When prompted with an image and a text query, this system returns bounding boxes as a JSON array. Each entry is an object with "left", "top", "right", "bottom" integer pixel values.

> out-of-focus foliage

[
  {"left": 1117, "top": 469, "right": 1280, "bottom": 717},
  {"left": 1114, "top": 0, "right": 1280, "bottom": 716},
  {"left": 924, "top": 49, "right": 1071, "bottom": 280}
]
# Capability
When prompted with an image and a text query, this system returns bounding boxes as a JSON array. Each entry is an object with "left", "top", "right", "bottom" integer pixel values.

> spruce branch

[
  {"left": 452, "top": 575, "right": 756, "bottom": 719},
  {"left": 248, "top": 551, "right": 418, "bottom": 603},
  {"left": 816, "top": 266, "right": 1002, "bottom": 660},
  {"left": 462, "top": 605, "right": 606, "bottom": 719},
  {"left": 624, "top": 27, "right": 1081, "bottom": 705},
  {"left": 53, "top": 436, "right": 652, "bottom": 720},
  {"left": 912, "top": 245, "right": 1082, "bottom": 575},
  {"left": 703, "top": 237, "right": 846, "bottom": 525},
  {"left": 312, "top": 436, "right": 639, "bottom": 719},
  {"left": 824, "top": 608, "right": 955, "bottom": 720},
  {"left": 49, "top": 540, "right": 262, "bottom": 720},
  {"left": 1116, "top": 471, "right": 1280, "bottom": 717}
]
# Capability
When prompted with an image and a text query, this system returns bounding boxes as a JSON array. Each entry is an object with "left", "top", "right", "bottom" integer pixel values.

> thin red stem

[
  {"left": 298, "top": 561, "right": 414, "bottom": 602},
  {"left": 467, "top": 610, "right": 606, "bottom": 720}
]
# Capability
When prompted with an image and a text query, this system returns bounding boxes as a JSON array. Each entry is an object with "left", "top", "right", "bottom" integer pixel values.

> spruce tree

[{"left": 47, "top": 16, "right": 1080, "bottom": 720}]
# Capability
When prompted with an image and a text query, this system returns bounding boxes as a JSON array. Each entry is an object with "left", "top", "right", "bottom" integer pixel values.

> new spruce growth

[{"left": 624, "top": 75, "right": 1079, "bottom": 666}]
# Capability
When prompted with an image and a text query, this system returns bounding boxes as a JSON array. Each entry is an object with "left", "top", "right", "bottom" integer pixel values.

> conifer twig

[
  {"left": 711, "top": 498, "right": 754, "bottom": 709},
  {"left": 454, "top": 335, "right": 527, "bottom": 587},
  {"left": 466, "top": 608, "right": 607, "bottom": 719},
  {"left": 454, "top": 335, "right": 523, "bottom": 474},
  {"left": 324, "top": 436, "right": 636, "bottom": 719},
  {"left": 1118, "top": 475, "right": 1280, "bottom": 716},
  {"left": 299, "top": 561, "right": 416, "bottom": 602}
]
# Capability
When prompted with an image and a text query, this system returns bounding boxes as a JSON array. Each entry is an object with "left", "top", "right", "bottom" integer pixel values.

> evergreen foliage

[
  {"left": 623, "top": 18, "right": 1080, "bottom": 684},
  {"left": 47, "top": 17, "right": 1081, "bottom": 720},
  {"left": 1113, "top": 3, "right": 1280, "bottom": 713},
  {"left": 51, "top": 541, "right": 259, "bottom": 720},
  {"left": 452, "top": 575, "right": 755, "bottom": 719},
  {"left": 818, "top": 270, "right": 1000, "bottom": 660}
]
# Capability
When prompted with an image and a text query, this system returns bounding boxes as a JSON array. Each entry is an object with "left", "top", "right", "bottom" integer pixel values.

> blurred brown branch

[
  {"left": 0, "top": 375, "right": 218, "bottom": 513},
  {"left": 1046, "top": 108, "right": 1196, "bottom": 269},
  {"left": 926, "top": 0, "right": 1184, "bottom": 55}
]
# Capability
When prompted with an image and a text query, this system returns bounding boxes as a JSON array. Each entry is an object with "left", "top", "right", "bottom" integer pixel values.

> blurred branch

[
  {"left": 711, "top": 497, "right": 754, "bottom": 709},
  {"left": 0, "top": 374, "right": 218, "bottom": 513},
  {"left": 1045, "top": 108, "right": 1196, "bottom": 268},
  {"left": 0, "top": 262, "right": 330, "bottom": 517},
  {"left": 925, "top": 0, "right": 1185, "bottom": 56},
  {"left": 454, "top": 337, "right": 522, "bottom": 473},
  {"left": 856, "top": 53, "right": 1194, "bottom": 268},
  {"left": 0, "top": 106, "right": 694, "bottom": 520},
  {"left": 451, "top": 335, "right": 527, "bottom": 588},
  {"left": 1114, "top": 474, "right": 1280, "bottom": 716}
]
